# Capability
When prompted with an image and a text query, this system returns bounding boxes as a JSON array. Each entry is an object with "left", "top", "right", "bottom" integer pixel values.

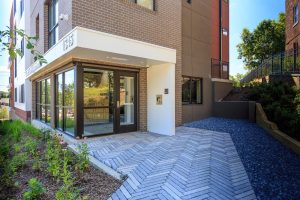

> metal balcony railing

[
  {"left": 241, "top": 48, "right": 300, "bottom": 83},
  {"left": 211, "top": 59, "right": 229, "bottom": 79}
]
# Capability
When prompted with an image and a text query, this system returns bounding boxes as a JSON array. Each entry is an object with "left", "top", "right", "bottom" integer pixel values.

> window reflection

[
  {"left": 36, "top": 78, "right": 51, "bottom": 124},
  {"left": 83, "top": 70, "right": 114, "bottom": 136},
  {"left": 55, "top": 69, "right": 75, "bottom": 135},
  {"left": 120, "top": 76, "right": 135, "bottom": 125}
]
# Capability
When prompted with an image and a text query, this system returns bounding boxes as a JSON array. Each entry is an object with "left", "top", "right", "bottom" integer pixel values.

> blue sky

[
  {"left": 0, "top": 0, "right": 12, "bottom": 92},
  {"left": 230, "top": 0, "right": 285, "bottom": 75},
  {"left": 0, "top": 0, "right": 286, "bottom": 92}
]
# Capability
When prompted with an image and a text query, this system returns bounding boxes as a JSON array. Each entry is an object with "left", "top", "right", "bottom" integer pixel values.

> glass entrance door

[
  {"left": 116, "top": 72, "right": 137, "bottom": 133},
  {"left": 82, "top": 69, "right": 137, "bottom": 136},
  {"left": 83, "top": 69, "right": 114, "bottom": 136}
]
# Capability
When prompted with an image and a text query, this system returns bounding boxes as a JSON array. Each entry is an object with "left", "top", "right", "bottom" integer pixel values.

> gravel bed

[{"left": 184, "top": 117, "right": 300, "bottom": 200}]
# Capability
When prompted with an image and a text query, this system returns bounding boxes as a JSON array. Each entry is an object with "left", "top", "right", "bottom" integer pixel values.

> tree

[
  {"left": 237, "top": 13, "right": 285, "bottom": 71},
  {"left": 0, "top": 27, "right": 46, "bottom": 65},
  {"left": 230, "top": 73, "right": 246, "bottom": 88}
]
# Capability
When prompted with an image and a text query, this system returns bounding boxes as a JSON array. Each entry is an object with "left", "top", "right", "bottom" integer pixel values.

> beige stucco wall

[{"left": 182, "top": 0, "right": 213, "bottom": 123}]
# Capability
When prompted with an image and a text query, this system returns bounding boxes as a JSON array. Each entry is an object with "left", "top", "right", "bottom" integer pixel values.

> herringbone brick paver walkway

[{"left": 84, "top": 127, "right": 256, "bottom": 200}]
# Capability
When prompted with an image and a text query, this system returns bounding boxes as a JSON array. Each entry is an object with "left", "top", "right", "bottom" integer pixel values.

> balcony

[{"left": 211, "top": 59, "right": 229, "bottom": 79}]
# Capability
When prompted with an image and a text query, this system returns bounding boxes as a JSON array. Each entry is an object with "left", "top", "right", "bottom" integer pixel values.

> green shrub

[
  {"left": 248, "top": 82, "right": 300, "bottom": 140},
  {"left": 2, "top": 152, "right": 28, "bottom": 186},
  {"left": 75, "top": 143, "right": 90, "bottom": 174},
  {"left": 24, "top": 138, "right": 42, "bottom": 171},
  {"left": 8, "top": 153, "right": 28, "bottom": 175},
  {"left": 23, "top": 178, "right": 45, "bottom": 200},
  {"left": 56, "top": 150, "right": 79, "bottom": 200},
  {"left": 45, "top": 136, "right": 62, "bottom": 179}
]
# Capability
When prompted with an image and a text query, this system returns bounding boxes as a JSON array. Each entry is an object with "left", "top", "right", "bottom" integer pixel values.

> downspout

[{"left": 219, "top": 0, "right": 223, "bottom": 79}]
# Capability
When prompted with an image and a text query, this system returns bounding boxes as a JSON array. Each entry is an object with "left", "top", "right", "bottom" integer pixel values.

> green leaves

[
  {"left": 237, "top": 13, "right": 285, "bottom": 71},
  {"left": 0, "top": 26, "right": 47, "bottom": 65},
  {"left": 23, "top": 178, "right": 45, "bottom": 200}
]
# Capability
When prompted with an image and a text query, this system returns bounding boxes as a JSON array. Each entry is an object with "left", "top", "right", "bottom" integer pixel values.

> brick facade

[
  {"left": 286, "top": 0, "right": 300, "bottom": 49},
  {"left": 22, "top": 0, "right": 224, "bottom": 134},
  {"left": 14, "top": 107, "right": 31, "bottom": 122},
  {"left": 72, "top": 0, "right": 183, "bottom": 126},
  {"left": 139, "top": 68, "right": 147, "bottom": 131},
  {"left": 211, "top": 0, "right": 229, "bottom": 63}
]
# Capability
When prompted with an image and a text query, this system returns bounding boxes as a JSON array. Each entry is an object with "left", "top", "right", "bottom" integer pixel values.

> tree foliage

[
  {"left": 237, "top": 13, "right": 285, "bottom": 70},
  {"left": 0, "top": 26, "right": 46, "bottom": 65},
  {"left": 229, "top": 73, "right": 246, "bottom": 88}
]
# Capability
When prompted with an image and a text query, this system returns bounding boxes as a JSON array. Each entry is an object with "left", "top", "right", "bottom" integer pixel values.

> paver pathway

[{"left": 85, "top": 127, "right": 256, "bottom": 200}]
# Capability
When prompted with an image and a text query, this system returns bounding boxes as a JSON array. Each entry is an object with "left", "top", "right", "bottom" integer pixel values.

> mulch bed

[
  {"left": 1, "top": 132, "right": 122, "bottom": 200},
  {"left": 8, "top": 164, "right": 121, "bottom": 200}
]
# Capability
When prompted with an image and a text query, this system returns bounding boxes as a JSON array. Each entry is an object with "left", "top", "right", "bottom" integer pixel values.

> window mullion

[{"left": 62, "top": 72, "right": 65, "bottom": 131}]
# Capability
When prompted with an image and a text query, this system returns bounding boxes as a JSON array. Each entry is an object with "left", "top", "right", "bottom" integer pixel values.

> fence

[
  {"left": 211, "top": 59, "right": 229, "bottom": 79},
  {"left": 241, "top": 48, "right": 300, "bottom": 83}
]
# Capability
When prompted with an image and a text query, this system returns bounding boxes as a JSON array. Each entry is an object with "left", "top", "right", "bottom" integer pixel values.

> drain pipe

[{"left": 219, "top": 0, "right": 223, "bottom": 79}]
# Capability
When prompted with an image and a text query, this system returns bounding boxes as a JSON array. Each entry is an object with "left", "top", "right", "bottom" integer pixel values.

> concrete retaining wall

[
  {"left": 256, "top": 103, "right": 300, "bottom": 155},
  {"left": 213, "top": 101, "right": 256, "bottom": 122},
  {"left": 212, "top": 79, "right": 233, "bottom": 101}
]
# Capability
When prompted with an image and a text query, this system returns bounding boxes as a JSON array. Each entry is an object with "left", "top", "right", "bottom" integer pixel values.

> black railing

[
  {"left": 211, "top": 59, "right": 229, "bottom": 79},
  {"left": 241, "top": 48, "right": 300, "bottom": 83}
]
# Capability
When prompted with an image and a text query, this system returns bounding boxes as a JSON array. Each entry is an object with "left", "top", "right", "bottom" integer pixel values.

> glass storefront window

[
  {"left": 36, "top": 78, "right": 51, "bottom": 124},
  {"left": 83, "top": 69, "right": 114, "bottom": 136},
  {"left": 56, "top": 73, "right": 63, "bottom": 130},
  {"left": 55, "top": 69, "right": 75, "bottom": 136},
  {"left": 64, "top": 70, "right": 75, "bottom": 134}
]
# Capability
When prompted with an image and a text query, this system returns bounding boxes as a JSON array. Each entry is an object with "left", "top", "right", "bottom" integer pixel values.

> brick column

[{"left": 139, "top": 68, "right": 147, "bottom": 131}]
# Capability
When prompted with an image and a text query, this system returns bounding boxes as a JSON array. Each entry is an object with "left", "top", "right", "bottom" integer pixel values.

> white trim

[{"left": 26, "top": 26, "right": 176, "bottom": 78}]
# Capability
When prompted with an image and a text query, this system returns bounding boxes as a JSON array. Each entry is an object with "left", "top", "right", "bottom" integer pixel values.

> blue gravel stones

[{"left": 184, "top": 117, "right": 300, "bottom": 200}]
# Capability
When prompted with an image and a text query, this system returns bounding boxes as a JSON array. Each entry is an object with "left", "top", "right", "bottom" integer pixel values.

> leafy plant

[
  {"left": 56, "top": 150, "right": 79, "bottom": 200},
  {"left": 2, "top": 152, "right": 28, "bottom": 186},
  {"left": 45, "top": 136, "right": 62, "bottom": 179},
  {"left": 0, "top": 27, "right": 47, "bottom": 65},
  {"left": 75, "top": 143, "right": 90, "bottom": 174},
  {"left": 25, "top": 138, "right": 42, "bottom": 171},
  {"left": 23, "top": 178, "right": 45, "bottom": 200},
  {"left": 8, "top": 153, "right": 28, "bottom": 175}
]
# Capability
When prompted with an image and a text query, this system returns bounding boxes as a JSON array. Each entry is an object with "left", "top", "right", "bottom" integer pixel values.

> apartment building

[
  {"left": 9, "top": 0, "right": 231, "bottom": 138},
  {"left": 286, "top": 0, "right": 300, "bottom": 50}
]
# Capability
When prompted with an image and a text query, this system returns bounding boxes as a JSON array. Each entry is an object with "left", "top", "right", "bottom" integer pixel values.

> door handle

[{"left": 117, "top": 101, "right": 120, "bottom": 108}]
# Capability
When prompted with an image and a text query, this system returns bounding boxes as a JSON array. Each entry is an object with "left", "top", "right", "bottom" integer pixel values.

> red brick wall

[
  {"left": 286, "top": 0, "right": 300, "bottom": 50},
  {"left": 211, "top": 0, "right": 229, "bottom": 62},
  {"left": 15, "top": 107, "right": 31, "bottom": 122}
]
